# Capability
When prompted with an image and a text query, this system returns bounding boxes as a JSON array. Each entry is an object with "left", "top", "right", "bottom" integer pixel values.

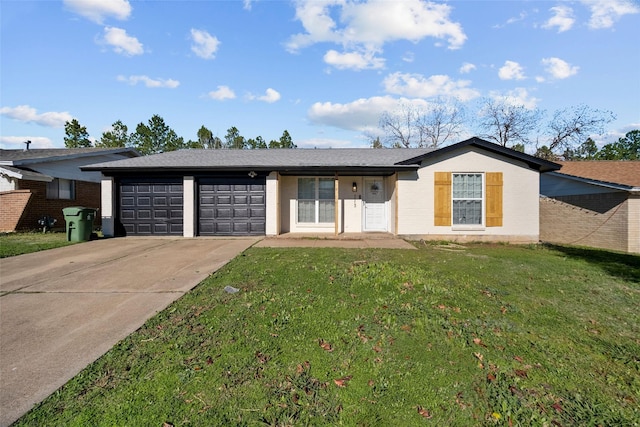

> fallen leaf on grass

[
  {"left": 373, "top": 345, "right": 382, "bottom": 353},
  {"left": 487, "top": 373, "right": 496, "bottom": 382},
  {"left": 163, "top": 423, "right": 174, "bottom": 427},
  {"left": 417, "top": 405, "right": 432, "bottom": 418},
  {"left": 514, "top": 355, "right": 524, "bottom": 363},
  {"left": 401, "top": 324, "right": 412, "bottom": 332},
  {"left": 514, "top": 369, "right": 528, "bottom": 378},
  {"left": 333, "top": 376, "right": 352, "bottom": 387},
  {"left": 473, "top": 338, "right": 488, "bottom": 347},
  {"left": 319, "top": 339, "right": 333, "bottom": 352},
  {"left": 474, "top": 352, "right": 484, "bottom": 361},
  {"left": 552, "top": 402, "right": 563, "bottom": 412}
]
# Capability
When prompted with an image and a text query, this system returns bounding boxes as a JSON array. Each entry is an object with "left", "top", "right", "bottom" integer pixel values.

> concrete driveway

[{"left": 0, "top": 237, "right": 258, "bottom": 427}]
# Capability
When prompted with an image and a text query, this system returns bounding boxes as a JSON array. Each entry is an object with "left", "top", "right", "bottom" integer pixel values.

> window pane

[
  {"left": 318, "top": 200, "right": 335, "bottom": 222},
  {"left": 298, "top": 200, "right": 315, "bottom": 222},
  {"left": 453, "top": 200, "right": 482, "bottom": 225},
  {"left": 318, "top": 178, "right": 334, "bottom": 200},
  {"left": 46, "top": 179, "right": 59, "bottom": 199},
  {"left": 58, "top": 179, "right": 73, "bottom": 199},
  {"left": 298, "top": 178, "right": 315, "bottom": 199}
]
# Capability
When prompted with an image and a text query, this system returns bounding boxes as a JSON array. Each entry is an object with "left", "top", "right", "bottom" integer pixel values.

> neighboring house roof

[
  {"left": 0, "top": 147, "right": 139, "bottom": 166},
  {"left": 83, "top": 138, "right": 560, "bottom": 174},
  {"left": 0, "top": 165, "right": 52, "bottom": 182},
  {"left": 555, "top": 161, "right": 640, "bottom": 189}
]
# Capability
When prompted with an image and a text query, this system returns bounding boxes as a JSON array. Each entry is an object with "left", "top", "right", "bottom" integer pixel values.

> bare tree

[
  {"left": 378, "top": 99, "right": 465, "bottom": 148},
  {"left": 477, "top": 98, "right": 542, "bottom": 147},
  {"left": 547, "top": 104, "right": 615, "bottom": 153},
  {"left": 415, "top": 98, "right": 465, "bottom": 148},
  {"left": 379, "top": 103, "right": 416, "bottom": 148}
]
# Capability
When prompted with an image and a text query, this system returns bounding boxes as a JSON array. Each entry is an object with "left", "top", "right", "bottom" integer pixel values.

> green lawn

[
  {"left": 0, "top": 232, "right": 75, "bottom": 258},
  {"left": 15, "top": 243, "right": 640, "bottom": 426}
]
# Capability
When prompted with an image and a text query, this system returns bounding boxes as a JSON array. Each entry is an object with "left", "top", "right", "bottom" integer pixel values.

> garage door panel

[
  {"left": 198, "top": 177, "right": 265, "bottom": 236},
  {"left": 119, "top": 179, "right": 183, "bottom": 236}
]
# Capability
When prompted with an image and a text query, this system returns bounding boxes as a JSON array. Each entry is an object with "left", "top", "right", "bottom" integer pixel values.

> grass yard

[
  {"left": 0, "top": 232, "right": 75, "bottom": 258},
  {"left": 15, "top": 243, "right": 640, "bottom": 426}
]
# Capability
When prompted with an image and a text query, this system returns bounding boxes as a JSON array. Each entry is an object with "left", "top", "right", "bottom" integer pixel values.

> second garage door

[
  {"left": 119, "top": 178, "right": 183, "bottom": 236},
  {"left": 198, "top": 177, "right": 266, "bottom": 236}
]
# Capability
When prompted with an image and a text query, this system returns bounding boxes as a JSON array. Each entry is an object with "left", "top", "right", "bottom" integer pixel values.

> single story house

[
  {"left": 540, "top": 161, "right": 640, "bottom": 253},
  {"left": 83, "top": 137, "right": 560, "bottom": 242},
  {"left": 0, "top": 147, "right": 139, "bottom": 232}
]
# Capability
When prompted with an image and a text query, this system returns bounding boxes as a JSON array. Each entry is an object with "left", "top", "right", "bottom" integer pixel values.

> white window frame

[
  {"left": 451, "top": 173, "right": 484, "bottom": 227},
  {"left": 46, "top": 178, "right": 76, "bottom": 200},
  {"left": 297, "top": 177, "right": 335, "bottom": 224}
]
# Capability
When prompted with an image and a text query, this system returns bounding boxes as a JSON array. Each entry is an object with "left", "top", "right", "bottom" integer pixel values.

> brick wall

[
  {"left": 0, "top": 190, "right": 33, "bottom": 232},
  {"left": 540, "top": 192, "right": 630, "bottom": 253},
  {"left": 12, "top": 180, "right": 102, "bottom": 231}
]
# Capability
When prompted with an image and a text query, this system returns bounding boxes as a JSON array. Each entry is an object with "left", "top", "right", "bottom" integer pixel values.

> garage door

[
  {"left": 198, "top": 177, "right": 265, "bottom": 236},
  {"left": 119, "top": 178, "right": 183, "bottom": 236}
]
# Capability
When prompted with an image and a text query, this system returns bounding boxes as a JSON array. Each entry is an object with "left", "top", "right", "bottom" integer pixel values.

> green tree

[
  {"left": 130, "top": 115, "right": 184, "bottom": 155},
  {"left": 371, "top": 137, "right": 383, "bottom": 149},
  {"left": 597, "top": 130, "right": 640, "bottom": 160},
  {"left": 224, "top": 126, "right": 245, "bottom": 149},
  {"left": 96, "top": 120, "right": 129, "bottom": 148},
  {"left": 247, "top": 136, "right": 267, "bottom": 149},
  {"left": 269, "top": 130, "right": 296, "bottom": 148},
  {"left": 534, "top": 145, "right": 558, "bottom": 161},
  {"left": 562, "top": 138, "right": 599, "bottom": 160},
  {"left": 64, "top": 119, "right": 92, "bottom": 148}
]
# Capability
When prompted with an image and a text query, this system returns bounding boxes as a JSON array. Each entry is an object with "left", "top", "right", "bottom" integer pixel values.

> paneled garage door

[
  {"left": 198, "top": 177, "right": 265, "bottom": 236},
  {"left": 119, "top": 178, "right": 183, "bottom": 236}
]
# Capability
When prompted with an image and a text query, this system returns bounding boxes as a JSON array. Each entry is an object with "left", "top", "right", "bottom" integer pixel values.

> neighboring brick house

[
  {"left": 540, "top": 161, "right": 640, "bottom": 254},
  {"left": 0, "top": 148, "right": 139, "bottom": 232}
]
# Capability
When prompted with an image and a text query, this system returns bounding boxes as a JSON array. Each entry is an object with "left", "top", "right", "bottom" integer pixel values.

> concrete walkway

[
  {"left": 255, "top": 233, "right": 417, "bottom": 249},
  {"left": 0, "top": 237, "right": 258, "bottom": 427}
]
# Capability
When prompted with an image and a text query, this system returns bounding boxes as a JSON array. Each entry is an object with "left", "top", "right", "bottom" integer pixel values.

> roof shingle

[{"left": 557, "top": 161, "right": 640, "bottom": 188}]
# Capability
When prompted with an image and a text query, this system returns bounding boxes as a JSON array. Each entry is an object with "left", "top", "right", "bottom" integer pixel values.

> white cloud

[
  {"left": 255, "top": 88, "right": 282, "bottom": 103},
  {"left": 101, "top": 26, "right": 143, "bottom": 56},
  {"left": 190, "top": 29, "right": 220, "bottom": 60},
  {"left": 459, "top": 62, "right": 476, "bottom": 74},
  {"left": 0, "top": 136, "right": 55, "bottom": 149},
  {"left": 382, "top": 72, "right": 480, "bottom": 101},
  {"left": 308, "top": 95, "right": 429, "bottom": 133},
  {"left": 489, "top": 88, "right": 540, "bottom": 110},
  {"left": 541, "top": 57, "right": 579, "bottom": 79},
  {"left": 542, "top": 5, "right": 575, "bottom": 32},
  {"left": 117, "top": 75, "right": 180, "bottom": 88},
  {"left": 498, "top": 60, "right": 526, "bottom": 80},
  {"left": 64, "top": 0, "right": 131, "bottom": 24},
  {"left": 286, "top": 0, "right": 467, "bottom": 70},
  {"left": 581, "top": 0, "right": 640, "bottom": 29},
  {"left": 0, "top": 105, "right": 73, "bottom": 128},
  {"left": 207, "top": 86, "right": 236, "bottom": 101},
  {"left": 243, "top": 0, "right": 253, "bottom": 11},
  {"left": 323, "top": 49, "right": 385, "bottom": 70},
  {"left": 402, "top": 51, "right": 415, "bottom": 63}
]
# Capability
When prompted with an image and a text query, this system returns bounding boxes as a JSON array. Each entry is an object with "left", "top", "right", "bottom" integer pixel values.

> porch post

[{"left": 334, "top": 172, "right": 339, "bottom": 235}]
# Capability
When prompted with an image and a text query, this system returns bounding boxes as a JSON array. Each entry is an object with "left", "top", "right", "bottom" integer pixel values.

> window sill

[{"left": 452, "top": 226, "right": 486, "bottom": 232}]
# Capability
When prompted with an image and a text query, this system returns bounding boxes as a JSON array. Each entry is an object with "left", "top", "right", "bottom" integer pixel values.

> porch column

[
  {"left": 266, "top": 172, "right": 279, "bottom": 236},
  {"left": 183, "top": 176, "right": 195, "bottom": 238},
  {"left": 334, "top": 173, "right": 339, "bottom": 235},
  {"left": 100, "top": 176, "right": 115, "bottom": 237}
]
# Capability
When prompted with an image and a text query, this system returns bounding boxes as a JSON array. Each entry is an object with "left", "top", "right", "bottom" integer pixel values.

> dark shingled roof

[{"left": 82, "top": 138, "right": 561, "bottom": 174}]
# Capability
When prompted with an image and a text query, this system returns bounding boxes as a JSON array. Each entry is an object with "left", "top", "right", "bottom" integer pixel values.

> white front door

[{"left": 363, "top": 178, "right": 386, "bottom": 231}]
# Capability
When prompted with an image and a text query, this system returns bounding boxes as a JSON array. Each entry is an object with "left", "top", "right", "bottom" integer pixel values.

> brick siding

[
  {"left": 540, "top": 192, "right": 630, "bottom": 253},
  {"left": 2, "top": 179, "right": 102, "bottom": 232},
  {"left": 0, "top": 190, "right": 33, "bottom": 232}
]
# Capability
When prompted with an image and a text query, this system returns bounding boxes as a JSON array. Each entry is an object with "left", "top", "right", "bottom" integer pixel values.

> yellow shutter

[
  {"left": 485, "top": 172, "right": 503, "bottom": 227},
  {"left": 434, "top": 172, "right": 451, "bottom": 226}
]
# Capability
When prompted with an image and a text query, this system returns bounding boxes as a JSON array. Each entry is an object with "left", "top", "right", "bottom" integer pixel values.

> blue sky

[{"left": 1, "top": 0, "right": 639, "bottom": 150}]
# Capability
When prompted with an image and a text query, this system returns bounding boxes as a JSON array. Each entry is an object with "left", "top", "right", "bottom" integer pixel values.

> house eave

[{"left": 547, "top": 171, "right": 637, "bottom": 192}]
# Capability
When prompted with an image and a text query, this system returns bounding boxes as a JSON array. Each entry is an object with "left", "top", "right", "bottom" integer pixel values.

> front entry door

[{"left": 363, "top": 178, "right": 386, "bottom": 231}]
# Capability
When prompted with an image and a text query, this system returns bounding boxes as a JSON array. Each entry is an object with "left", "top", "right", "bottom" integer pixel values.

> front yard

[
  {"left": 0, "top": 232, "right": 75, "bottom": 258},
  {"left": 14, "top": 242, "right": 640, "bottom": 426}
]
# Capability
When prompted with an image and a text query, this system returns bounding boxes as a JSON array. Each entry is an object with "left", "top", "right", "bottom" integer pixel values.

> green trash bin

[{"left": 62, "top": 207, "right": 97, "bottom": 242}]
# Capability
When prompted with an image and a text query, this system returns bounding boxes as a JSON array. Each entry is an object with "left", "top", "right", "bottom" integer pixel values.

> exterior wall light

[
  {"left": 248, "top": 171, "right": 257, "bottom": 178},
  {"left": 352, "top": 182, "right": 357, "bottom": 192}
]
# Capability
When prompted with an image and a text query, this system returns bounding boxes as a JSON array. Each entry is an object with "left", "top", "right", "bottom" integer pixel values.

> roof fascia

[
  {"left": 398, "top": 137, "right": 562, "bottom": 172},
  {"left": 84, "top": 164, "right": 419, "bottom": 175},
  {"left": 0, "top": 166, "right": 53, "bottom": 182}
]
